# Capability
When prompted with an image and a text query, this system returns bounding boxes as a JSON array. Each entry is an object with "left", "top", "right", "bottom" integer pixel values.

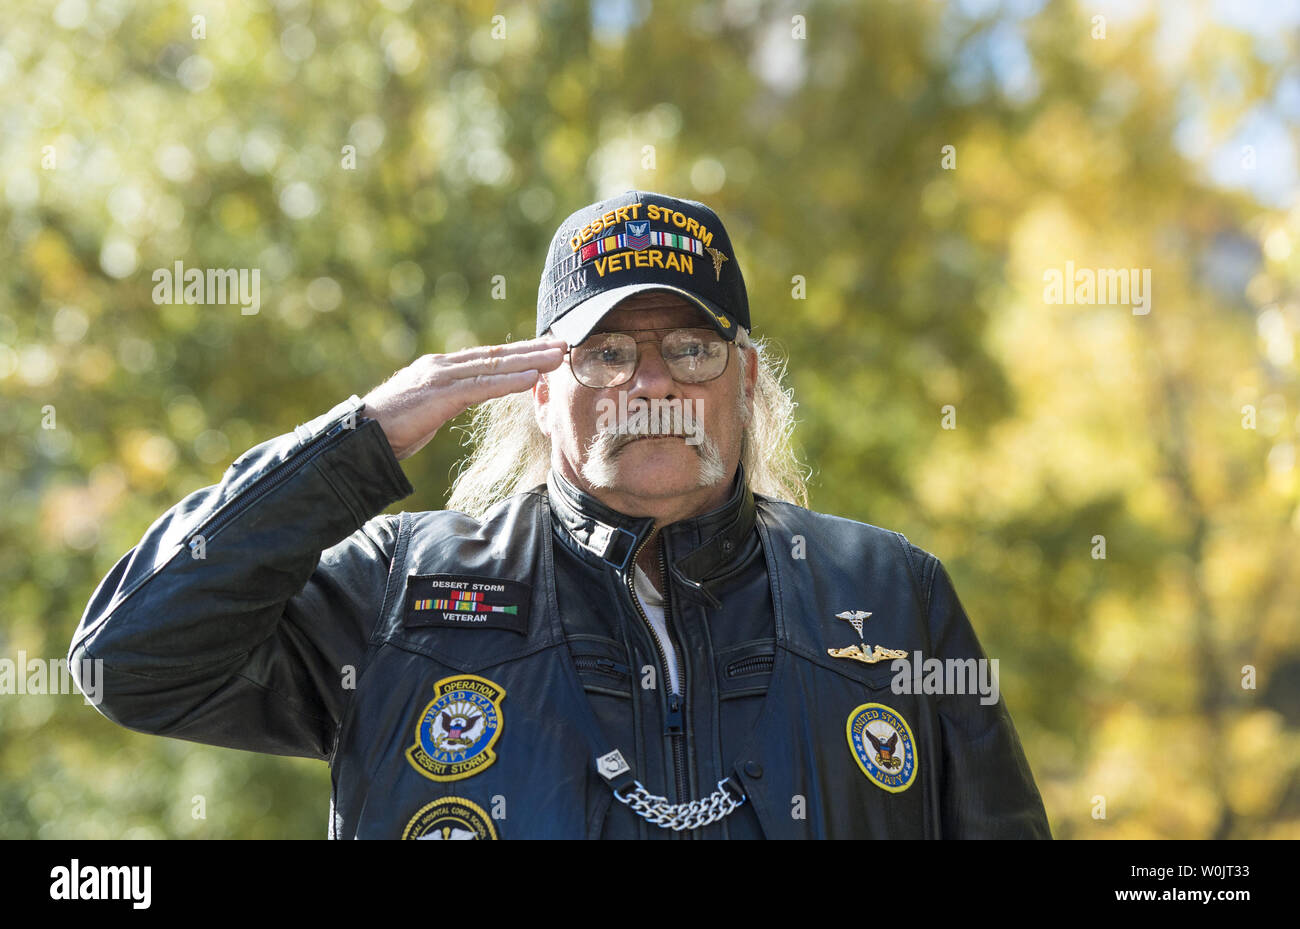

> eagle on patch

[
  {"left": 865, "top": 728, "right": 903, "bottom": 770},
  {"left": 440, "top": 711, "right": 480, "bottom": 745},
  {"left": 625, "top": 220, "right": 650, "bottom": 250}
]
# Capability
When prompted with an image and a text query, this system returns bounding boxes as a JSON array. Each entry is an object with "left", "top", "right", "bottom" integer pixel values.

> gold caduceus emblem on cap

[{"left": 705, "top": 246, "right": 729, "bottom": 281}]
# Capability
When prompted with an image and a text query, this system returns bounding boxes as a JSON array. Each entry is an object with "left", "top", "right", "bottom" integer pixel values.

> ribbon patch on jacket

[
  {"left": 846, "top": 702, "right": 917, "bottom": 794},
  {"left": 404, "top": 574, "right": 531, "bottom": 635},
  {"left": 401, "top": 796, "right": 499, "bottom": 840},
  {"left": 405, "top": 675, "right": 506, "bottom": 783}
]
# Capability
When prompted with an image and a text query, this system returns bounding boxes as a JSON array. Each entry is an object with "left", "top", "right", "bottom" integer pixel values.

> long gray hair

[{"left": 444, "top": 326, "right": 810, "bottom": 516}]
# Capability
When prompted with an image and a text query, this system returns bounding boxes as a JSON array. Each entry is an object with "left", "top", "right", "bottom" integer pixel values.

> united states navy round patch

[{"left": 846, "top": 702, "right": 917, "bottom": 793}]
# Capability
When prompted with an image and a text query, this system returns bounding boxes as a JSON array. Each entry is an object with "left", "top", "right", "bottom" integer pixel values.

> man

[{"left": 70, "top": 190, "right": 1050, "bottom": 839}]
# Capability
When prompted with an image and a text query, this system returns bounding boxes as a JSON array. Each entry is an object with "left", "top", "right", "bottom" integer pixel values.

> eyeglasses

[{"left": 565, "top": 327, "right": 730, "bottom": 389}]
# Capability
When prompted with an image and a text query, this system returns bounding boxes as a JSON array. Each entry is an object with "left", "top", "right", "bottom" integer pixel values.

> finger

[
  {"left": 437, "top": 345, "right": 565, "bottom": 382},
  {"left": 438, "top": 347, "right": 564, "bottom": 383},
  {"left": 443, "top": 337, "right": 567, "bottom": 364},
  {"left": 451, "top": 368, "right": 543, "bottom": 406}
]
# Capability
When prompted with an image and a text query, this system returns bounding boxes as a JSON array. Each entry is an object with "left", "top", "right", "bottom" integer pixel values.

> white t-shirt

[{"left": 633, "top": 564, "right": 681, "bottom": 695}]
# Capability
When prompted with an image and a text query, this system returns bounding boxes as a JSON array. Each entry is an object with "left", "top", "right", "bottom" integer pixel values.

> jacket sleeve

[
  {"left": 67, "top": 394, "right": 415, "bottom": 762},
  {"left": 920, "top": 552, "right": 1052, "bottom": 838}
]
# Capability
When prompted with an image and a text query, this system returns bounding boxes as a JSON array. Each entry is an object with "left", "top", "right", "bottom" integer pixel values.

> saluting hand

[{"left": 361, "top": 336, "right": 568, "bottom": 461}]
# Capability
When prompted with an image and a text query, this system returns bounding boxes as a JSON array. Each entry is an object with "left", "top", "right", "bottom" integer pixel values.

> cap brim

[{"left": 547, "top": 283, "right": 738, "bottom": 345}]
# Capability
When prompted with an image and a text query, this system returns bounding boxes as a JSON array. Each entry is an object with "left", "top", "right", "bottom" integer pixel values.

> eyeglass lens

[{"left": 570, "top": 329, "right": 729, "bottom": 388}]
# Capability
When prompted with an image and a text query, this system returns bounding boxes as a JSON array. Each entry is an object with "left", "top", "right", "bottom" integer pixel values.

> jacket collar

[{"left": 546, "top": 460, "right": 758, "bottom": 603}]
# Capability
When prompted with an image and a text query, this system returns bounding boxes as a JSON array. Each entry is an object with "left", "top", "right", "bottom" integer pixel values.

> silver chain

[{"left": 613, "top": 779, "right": 746, "bottom": 831}]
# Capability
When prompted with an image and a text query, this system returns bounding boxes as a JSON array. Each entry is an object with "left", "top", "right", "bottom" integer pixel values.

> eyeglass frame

[{"left": 559, "top": 326, "right": 733, "bottom": 389}]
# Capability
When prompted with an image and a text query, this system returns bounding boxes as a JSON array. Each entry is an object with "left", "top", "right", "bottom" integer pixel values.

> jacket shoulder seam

[
  {"left": 923, "top": 551, "right": 939, "bottom": 614},
  {"left": 893, "top": 531, "right": 935, "bottom": 615}
]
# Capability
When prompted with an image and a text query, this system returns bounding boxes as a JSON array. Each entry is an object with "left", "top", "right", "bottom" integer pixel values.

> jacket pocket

[
  {"left": 715, "top": 638, "right": 777, "bottom": 698},
  {"left": 795, "top": 640, "right": 900, "bottom": 692},
  {"left": 566, "top": 635, "right": 633, "bottom": 699}
]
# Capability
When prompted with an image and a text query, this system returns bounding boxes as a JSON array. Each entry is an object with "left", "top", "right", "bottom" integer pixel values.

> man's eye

[
  {"left": 581, "top": 346, "right": 630, "bottom": 365},
  {"left": 667, "top": 341, "right": 712, "bottom": 361}
]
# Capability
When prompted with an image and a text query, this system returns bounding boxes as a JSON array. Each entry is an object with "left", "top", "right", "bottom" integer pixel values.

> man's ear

[
  {"left": 533, "top": 373, "right": 551, "bottom": 437},
  {"left": 742, "top": 345, "right": 758, "bottom": 409}
]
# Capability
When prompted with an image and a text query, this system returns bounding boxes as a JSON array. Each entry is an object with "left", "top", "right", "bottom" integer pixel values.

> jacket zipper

[
  {"left": 625, "top": 534, "right": 689, "bottom": 812},
  {"left": 571, "top": 655, "right": 631, "bottom": 678},
  {"left": 725, "top": 654, "right": 775, "bottom": 678},
  {"left": 187, "top": 417, "right": 355, "bottom": 549}
]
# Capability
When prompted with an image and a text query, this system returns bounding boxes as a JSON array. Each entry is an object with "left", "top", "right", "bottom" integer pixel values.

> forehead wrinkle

[{"left": 593, "top": 301, "right": 711, "bottom": 333}]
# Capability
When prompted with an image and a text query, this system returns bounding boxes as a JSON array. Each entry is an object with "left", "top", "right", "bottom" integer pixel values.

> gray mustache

[
  {"left": 592, "top": 430, "right": 700, "bottom": 452},
  {"left": 596, "top": 415, "right": 703, "bottom": 448}
]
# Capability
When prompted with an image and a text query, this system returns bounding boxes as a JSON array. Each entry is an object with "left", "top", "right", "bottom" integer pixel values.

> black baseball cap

[{"left": 536, "top": 190, "right": 750, "bottom": 345}]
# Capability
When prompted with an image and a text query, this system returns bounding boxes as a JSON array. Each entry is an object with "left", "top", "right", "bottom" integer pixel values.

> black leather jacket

[{"left": 70, "top": 394, "right": 1051, "bottom": 839}]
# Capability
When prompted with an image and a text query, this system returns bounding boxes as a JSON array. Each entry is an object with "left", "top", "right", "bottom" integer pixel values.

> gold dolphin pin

[{"left": 827, "top": 644, "right": 908, "bottom": 665}]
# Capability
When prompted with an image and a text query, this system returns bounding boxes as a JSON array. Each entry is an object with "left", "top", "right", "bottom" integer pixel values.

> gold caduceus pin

[{"left": 705, "top": 246, "right": 729, "bottom": 281}]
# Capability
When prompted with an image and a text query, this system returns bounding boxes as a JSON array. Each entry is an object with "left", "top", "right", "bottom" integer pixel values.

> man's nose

[{"left": 623, "top": 343, "right": 677, "bottom": 399}]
